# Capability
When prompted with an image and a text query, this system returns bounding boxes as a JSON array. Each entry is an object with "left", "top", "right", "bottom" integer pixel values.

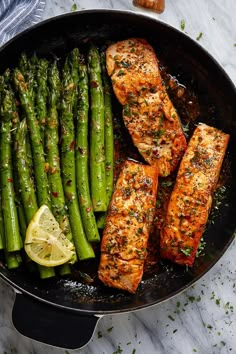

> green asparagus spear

[
  {"left": 96, "top": 51, "right": 114, "bottom": 228},
  {"left": 14, "top": 119, "right": 55, "bottom": 279},
  {"left": 17, "top": 205, "right": 27, "bottom": 240},
  {"left": 0, "top": 187, "right": 4, "bottom": 250},
  {"left": 0, "top": 184, "right": 19, "bottom": 267},
  {"left": 35, "top": 58, "right": 48, "bottom": 142},
  {"left": 76, "top": 55, "right": 100, "bottom": 242},
  {"left": 14, "top": 68, "right": 51, "bottom": 208},
  {"left": 0, "top": 77, "right": 4, "bottom": 250},
  {"left": 88, "top": 46, "right": 107, "bottom": 212},
  {"left": 4, "top": 252, "right": 19, "bottom": 269},
  {"left": 101, "top": 51, "right": 114, "bottom": 204},
  {"left": 0, "top": 75, "right": 22, "bottom": 257},
  {"left": 18, "top": 53, "right": 28, "bottom": 77},
  {"left": 0, "top": 229, "right": 3, "bottom": 250},
  {"left": 0, "top": 87, "right": 22, "bottom": 252},
  {"left": 15, "top": 119, "right": 38, "bottom": 223},
  {"left": 14, "top": 69, "right": 54, "bottom": 279},
  {"left": 60, "top": 57, "right": 95, "bottom": 260},
  {"left": 46, "top": 61, "right": 76, "bottom": 267},
  {"left": 0, "top": 77, "right": 5, "bottom": 250},
  {"left": 69, "top": 48, "right": 80, "bottom": 112},
  {"left": 6, "top": 75, "right": 27, "bottom": 244},
  {"left": 19, "top": 53, "right": 36, "bottom": 102},
  {"left": 17, "top": 55, "right": 34, "bottom": 170}
]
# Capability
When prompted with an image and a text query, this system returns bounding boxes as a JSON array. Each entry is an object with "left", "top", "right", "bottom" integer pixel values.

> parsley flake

[
  {"left": 196, "top": 32, "right": 203, "bottom": 41},
  {"left": 71, "top": 3, "right": 77, "bottom": 12},
  {"left": 97, "top": 331, "right": 103, "bottom": 338},
  {"left": 180, "top": 19, "right": 185, "bottom": 31}
]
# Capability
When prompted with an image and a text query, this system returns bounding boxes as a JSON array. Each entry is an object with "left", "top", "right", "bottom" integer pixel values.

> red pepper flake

[
  {"left": 50, "top": 167, "right": 57, "bottom": 175},
  {"left": 66, "top": 180, "right": 72, "bottom": 186},
  {"left": 86, "top": 207, "right": 91, "bottom": 213},
  {"left": 78, "top": 146, "right": 85, "bottom": 155},
  {"left": 70, "top": 141, "right": 75, "bottom": 150},
  {"left": 106, "top": 165, "right": 111, "bottom": 171},
  {"left": 8, "top": 178, "right": 13, "bottom": 183},
  {"left": 52, "top": 191, "right": 58, "bottom": 198},
  {"left": 45, "top": 162, "right": 49, "bottom": 172},
  {"left": 91, "top": 81, "right": 98, "bottom": 88}
]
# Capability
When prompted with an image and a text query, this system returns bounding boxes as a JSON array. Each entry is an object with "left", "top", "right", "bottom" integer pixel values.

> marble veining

[{"left": 1, "top": 1, "right": 236, "bottom": 353}]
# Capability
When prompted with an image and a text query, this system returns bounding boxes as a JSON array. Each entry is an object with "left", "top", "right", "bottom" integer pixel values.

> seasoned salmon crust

[
  {"left": 106, "top": 38, "right": 187, "bottom": 176},
  {"left": 160, "top": 123, "right": 229, "bottom": 266},
  {"left": 98, "top": 160, "right": 158, "bottom": 293}
]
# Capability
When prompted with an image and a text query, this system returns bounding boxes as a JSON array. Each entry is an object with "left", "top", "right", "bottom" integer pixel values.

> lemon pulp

[{"left": 24, "top": 205, "right": 75, "bottom": 267}]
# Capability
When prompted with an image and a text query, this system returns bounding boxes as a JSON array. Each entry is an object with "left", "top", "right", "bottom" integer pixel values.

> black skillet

[{"left": 0, "top": 10, "right": 236, "bottom": 349}]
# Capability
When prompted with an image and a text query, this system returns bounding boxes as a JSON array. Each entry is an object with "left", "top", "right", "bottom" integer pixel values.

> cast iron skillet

[{"left": 0, "top": 10, "right": 236, "bottom": 349}]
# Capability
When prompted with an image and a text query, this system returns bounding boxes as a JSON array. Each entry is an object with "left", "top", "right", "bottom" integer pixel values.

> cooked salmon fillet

[
  {"left": 98, "top": 160, "right": 158, "bottom": 293},
  {"left": 106, "top": 38, "right": 187, "bottom": 176},
  {"left": 160, "top": 123, "right": 229, "bottom": 266}
]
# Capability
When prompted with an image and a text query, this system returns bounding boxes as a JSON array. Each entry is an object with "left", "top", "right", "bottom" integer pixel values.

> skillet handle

[{"left": 12, "top": 293, "right": 101, "bottom": 349}]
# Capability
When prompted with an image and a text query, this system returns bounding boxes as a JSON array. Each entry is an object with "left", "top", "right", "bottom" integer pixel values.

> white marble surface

[{"left": 1, "top": 1, "right": 236, "bottom": 353}]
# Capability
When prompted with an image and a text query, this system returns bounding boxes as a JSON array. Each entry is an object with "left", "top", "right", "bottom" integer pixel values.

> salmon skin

[
  {"left": 106, "top": 38, "right": 187, "bottom": 177},
  {"left": 98, "top": 160, "right": 158, "bottom": 293},
  {"left": 160, "top": 123, "right": 230, "bottom": 266}
]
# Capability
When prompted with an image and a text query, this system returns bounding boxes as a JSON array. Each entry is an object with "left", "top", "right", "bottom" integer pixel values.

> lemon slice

[{"left": 24, "top": 205, "right": 75, "bottom": 267}]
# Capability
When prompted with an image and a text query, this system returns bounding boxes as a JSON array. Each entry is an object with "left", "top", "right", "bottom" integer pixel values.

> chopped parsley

[
  {"left": 160, "top": 180, "right": 174, "bottom": 188},
  {"left": 117, "top": 69, "right": 125, "bottom": 76},
  {"left": 71, "top": 3, "right": 77, "bottom": 12},
  {"left": 196, "top": 32, "right": 203, "bottom": 41},
  {"left": 156, "top": 199, "right": 162, "bottom": 208},
  {"left": 182, "top": 122, "right": 190, "bottom": 137},
  {"left": 168, "top": 314, "right": 175, "bottom": 321},
  {"left": 180, "top": 19, "right": 185, "bottom": 31},
  {"left": 180, "top": 246, "right": 192, "bottom": 256},
  {"left": 120, "top": 61, "right": 130, "bottom": 68},
  {"left": 196, "top": 238, "right": 206, "bottom": 257},
  {"left": 97, "top": 331, "right": 103, "bottom": 338},
  {"left": 113, "top": 345, "right": 123, "bottom": 354},
  {"left": 123, "top": 104, "right": 131, "bottom": 117}
]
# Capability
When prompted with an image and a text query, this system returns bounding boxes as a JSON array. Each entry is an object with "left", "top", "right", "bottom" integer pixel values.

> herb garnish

[
  {"left": 113, "top": 345, "right": 123, "bottom": 354},
  {"left": 71, "top": 3, "right": 77, "bottom": 12},
  {"left": 180, "top": 246, "right": 192, "bottom": 256},
  {"left": 180, "top": 19, "right": 185, "bottom": 31},
  {"left": 196, "top": 32, "right": 203, "bottom": 41},
  {"left": 168, "top": 314, "right": 175, "bottom": 321},
  {"left": 97, "top": 331, "right": 103, "bottom": 338},
  {"left": 182, "top": 122, "right": 190, "bottom": 137},
  {"left": 196, "top": 238, "right": 206, "bottom": 257},
  {"left": 160, "top": 180, "right": 173, "bottom": 188}
]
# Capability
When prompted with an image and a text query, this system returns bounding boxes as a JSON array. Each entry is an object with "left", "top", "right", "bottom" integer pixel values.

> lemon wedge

[{"left": 24, "top": 205, "right": 75, "bottom": 267}]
